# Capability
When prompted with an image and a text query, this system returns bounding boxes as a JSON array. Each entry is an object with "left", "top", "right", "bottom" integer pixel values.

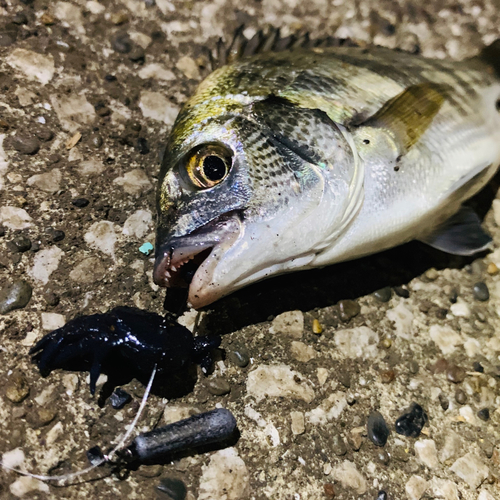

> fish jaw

[{"left": 153, "top": 215, "right": 242, "bottom": 308}]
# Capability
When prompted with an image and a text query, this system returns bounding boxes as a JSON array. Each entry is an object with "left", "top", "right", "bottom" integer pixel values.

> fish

[{"left": 153, "top": 31, "right": 500, "bottom": 309}]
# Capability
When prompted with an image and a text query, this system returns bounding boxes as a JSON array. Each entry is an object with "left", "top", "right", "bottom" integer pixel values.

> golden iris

[{"left": 185, "top": 144, "right": 232, "bottom": 189}]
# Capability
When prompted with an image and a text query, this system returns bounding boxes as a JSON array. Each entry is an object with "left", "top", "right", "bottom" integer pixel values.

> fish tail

[{"left": 478, "top": 39, "right": 500, "bottom": 77}]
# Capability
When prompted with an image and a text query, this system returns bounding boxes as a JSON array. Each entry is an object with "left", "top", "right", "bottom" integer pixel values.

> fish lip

[{"left": 153, "top": 213, "right": 242, "bottom": 307}]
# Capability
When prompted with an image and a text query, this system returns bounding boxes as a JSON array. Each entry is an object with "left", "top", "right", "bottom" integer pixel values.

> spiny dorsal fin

[
  {"left": 363, "top": 82, "right": 449, "bottom": 152},
  {"left": 205, "top": 25, "right": 360, "bottom": 72}
]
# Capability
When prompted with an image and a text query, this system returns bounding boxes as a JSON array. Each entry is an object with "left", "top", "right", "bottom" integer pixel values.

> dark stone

[
  {"left": 12, "top": 12, "right": 28, "bottom": 25},
  {"left": 5, "top": 373, "right": 30, "bottom": 403},
  {"left": 367, "top": 411, "right": 390, "bottom": 447},
  {"left": 395, "top": 402, "right": 428, "bottom": 438},
  {"left": 0, "top": 226, "right": 4, "bottom": 237},
  {"left": 112, "top": 33, "right": 132, "bottom": 53},
  {"left": 337, "top": 370, "right": 351, "bottom": 388},
  {"left": 156, "top": 477, "right": 187, "bottom": 500},
  {"left": 86, "top": 446, "right": 104, "bottom": 466},
  {"left": 449, "top": 288, "right": 458, "bottom": 303},
  {"left": 105, "top": 74, "right": 117, "bottom": 82},
  {"left": 429, "top": 358, "right": 448, "bottom": 374},
  {"left": 11, "top": 134, "right": 40, "bottom": 155},
  {"left": 0, "top": 280, "right": 32, "bottom": 314},
  {"left": 52, "top": 230, "right": 65, "bottom": 242},
  {"left": 72, "top": 198, "right": 89, "bottom": 208},
  {"left": 95, "top": 102, "right": 111, "bottom": 117},
  {"left": 447, "top": 365, "right": 466, "bottom": 383},
  {"left": 331, "top": 432, "right": 347, "bottom": 456},
  {"left": 435, "top": 307, "right": 448, "bottom": 319},
  {"left": 110, "top": 388, "right": 132, "bottom": 409},
  {"left": 227, "top": 346, "right": 250, "bottom": 368},
  {"left": 454, "top": 389, "right": 467, "bottom": 405},
  {"left": 338, "top": 299, "right": 360, "bottom": 322},
  {"left": 473, "top": 361, "right": 484, "bottom": 373},
  {"left": 380, "top": 369, "right": 395, "bottom": 384},
  {"left": 136, "top": 137, "right": 149, "bottom": 154},
  {"left": 376, "top": 450, "right": 390, "bottom": 465},
  {"left": 33, "top": 125, "right": 54, "bottom": 142},
  {"left": 0, "top": 23, "right": 18, "bottom": 47},
  {"left": 129, "top": 46, "right": 145, "bottom": 63},
  {"left": 43, "top": 291, "right": 59, "bottom": 307},
  {"left": 393, "top": 285, "right": 410, "bottom": 298},
  {"left": 473, "top": 282, "right": 489, "bottom": 301},
  {"left": 0, "top": 32, "right": 16, "bottom": 47},
  {"left": 408, "top": 360, "right": 419, "bottom": 374},
  {"left": 477, "top": 408, "right": 490, "bottom": 421},
  {"left": 90, "top": 133, "right": 103, "bottom": 147},
  {"left": 11, "top": 235, "right": 31, "bottom": 252},
  {"left": 30, "top": 241, "right": 40, "bottom": 252},
  {"left": 205, "top": 377, "right": 231, "bottom": 396},
  {"left": 377, "top": 491, "right": 388, "bottom": 500},
  {"left": 438, "top": 393, "right": 449, "bottom": 411},
  {"left": 374, "top": 287, "right": 392, "bottom": 302}
]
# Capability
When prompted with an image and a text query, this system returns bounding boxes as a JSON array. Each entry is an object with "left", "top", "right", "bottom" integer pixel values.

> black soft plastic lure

[{"left": 30, "top": 306, "right": 220, "bottom": 394}]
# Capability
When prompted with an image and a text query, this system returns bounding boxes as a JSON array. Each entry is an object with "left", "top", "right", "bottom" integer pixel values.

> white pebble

[
  {"left": 290, "top": 341, "right": 316, "bottom": 362},
  {"left": 84, "top": 221, "right": 118, "bottom": 258},
  {"left": 0, "top": 206, "right": 32, "bottom": 230},
  {"left": 246, "top": 364, "right": 315, "bottom": 403},
  {"left": 122, "top": 209, "right": 153, "bottom": 238},
  {"left": 176, "top": 55, "right": 201, "bottom": 80},
  {"left": 334, "top": 326, "right": 379, "bottom": 359},
  {"left": 198, "top": 448, "right": 249, "bottom": 500},
  {"left": 415, "top": 439, "right": 439, "bottom": 468},
  {"left": 138, "top": 63, "right": 176, "bottom": 82},
  {"left": 41, "top": 312, "right": 66, "bottom": 331},
  {"left": 2, "top": 448, "right": 25, "bottom": 469},
  {"left": 6, "top": 49, "right": 55, "bottom": 85},
  {"left": 114, "top": 169, "right": 152, "bottom": 196},
  {"left": 10, "top": 477, "right": 49, "bottom": 497},
  {"left": 450, "top": 299, "right": 471, "bottom": 318},
  {"left": 450, "top": 452, "right": 489, "bottom": 489},
  {"left": 27, "top": 168, "right": 62, "bottom": 194},
  {"left": 290, "top": 411, "right": 305, "bottom": 435},
  {"left": 50, "top": 94, "right": 96, "bottom": 133},
  {"left": 29, "top": 246, "right": 64, "bottom": 284},
  {"left": 405, "top": 475, "right": 429, "bottom": 500},
  {"left": 269, "top": 310, "right": 304, "bottom": 338},
  {"left": 331, "top": 460, "right": 367, "bottom": 495},
  {"left": 139, "top": 91, "right": 180, "bottom": 125},
  {"left": 428, "top": 324, "right": 462, "bottom": 355}
]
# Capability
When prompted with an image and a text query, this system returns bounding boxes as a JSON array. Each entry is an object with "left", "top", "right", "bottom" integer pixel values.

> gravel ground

[{"left": 1, "top": 0, "right": 500, "bottom": 499}]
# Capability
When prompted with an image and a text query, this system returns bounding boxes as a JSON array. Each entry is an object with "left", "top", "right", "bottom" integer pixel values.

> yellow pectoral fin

[{"left": 363, "top": 82, "right": 449, "bottom": 152}]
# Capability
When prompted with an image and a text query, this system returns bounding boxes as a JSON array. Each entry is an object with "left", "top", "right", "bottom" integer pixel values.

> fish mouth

[{"left": 153, "top": 214, "right": 241, "bottom": 308}]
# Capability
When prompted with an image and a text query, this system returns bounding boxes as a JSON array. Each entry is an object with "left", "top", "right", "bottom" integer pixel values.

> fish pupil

[{"left": 203, "top": 155, "right": 227, "bottom": 181}]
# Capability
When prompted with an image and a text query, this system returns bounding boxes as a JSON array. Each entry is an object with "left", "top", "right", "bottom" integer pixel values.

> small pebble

[
  {"left": 12, "top": 12, "right": 28, "bottom": 25},
  {"left": 380, "top": 369, "right": 395, "bottom": 383},
  {"left": 86, "top": 446, "right": 104, "bottom": 466},
  {"left": 487, "top": 262, "right": 498, "bottom": 275},
  {"left": 473, "top": 282, "right": 489, "bottom": 301},
  {"left": 425, "top": 268, "right": 439, "bottom": 281},
  {"left": 112, "top": 32, "right": 133, "bottom": 53},
  {"left": 33, "top": 125, "right": 54, "bottom": 142},
  {"left": 338, "top": 299, "right": 360, "bottom": 321},
  {"left": 438, "top": 393, "right": 449, "bottom": 411},
  {"left": 374, "top": 287, "right": 392, "bottom": 302},
  {"left": 156, "top": 477, "right": 187, "bottom": 500},
  {"left": 110, "top": 388, "right": 132, "bottom": 409},
  {"left": 395, "top": 403, "right": 428, "bottom": 438},
  {"left": 0, "top": 280, "right": 33, "bottom": 314},
  {"left": 367, "top": 411, "right": 390, "bottom": 447},
  {"left": 30, "top": 241, "right": 40, "bottom": 252},
  {"left": 11, "top": 235, "right": 31, "bottom": 252},
  {"left": 376, "top": 449, "right": 390, "bottom": 466},
  {"left": 205, "top": 377, "right": 231, "bottom": 396},
  {"left": 90, "top": 134, "right": 103, "bottom": 147},
  {"left": 393, "top": 285, "right": 409, "bottom": 298},
  {"left": 377, "top": 491, "right": 388, "bottom": 500},
  {"left": 338, "top": 371, "right": 351, "bottom": 389},
  {"left": 479, "top": 439, "right": 494, "bottom": 458},
  {"left": 129, "top": 46, "right": 145, "bottom": 62},
  {"left": 408, "top": 360, "right": 419, "bottom": 374},
  {"left": 447, "top": 365, "right": 466, "bottom": 383},
  {"left": 331, "top": 432, "right": 347, "bottom": 456},
  {"left": 227, "top": 346, "right": 250, "bottom": 368},
  {"left": 27, "top": 408, "right": 57, "bottom": 428},
  {"left": 11, "top": 134, "right": 40, "bottom": 155},
  {"left": 43, "top": 291, "right": 59, "bottom": 307},
  {"left": 72, "top": 198, "right": 90, "bottom": 208},
  {"left": 52, "top": 230, "right": 65, "bottom": 242},
  {"left": 5, "top": 373, "right": 30, "bottom": 403},
  {"left": 323, "top": 483, "right": 335, "bottom": 498},
  {"left": 430, "top": 358, "right": 448, "bottom": 374},
  {"left": 381, "top": 337, "right": 392, "bottom": 349},
  {"left": 473, "top": 361, "right": 484, "bottom": 373},
  {"left": 136, "top": 137, "right": 150, "bottom": 154},
  {"left": 449, "top": 288, "right": 458, "bottom": 303},
  {"left": 477, "top": 408, "right": 490, "bottom": 421},
  {"left": 454, "top": 389, "right": 467, "bottom": 405},
  {"left": 312, "top": 318, "right": 323, "bottom": 334},
  {"left": 0, "top": 226, "right": 5, "bottom": 237}
]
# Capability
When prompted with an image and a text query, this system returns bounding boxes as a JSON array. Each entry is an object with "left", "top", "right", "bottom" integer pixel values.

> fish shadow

[{"left": 204, "top": 176, "right": 499, "bottom": 335}]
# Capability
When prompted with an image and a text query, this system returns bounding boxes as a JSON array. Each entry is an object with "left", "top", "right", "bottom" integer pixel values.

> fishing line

[{"left": 0, "top": 365, "right": 157, "bottom": 484}]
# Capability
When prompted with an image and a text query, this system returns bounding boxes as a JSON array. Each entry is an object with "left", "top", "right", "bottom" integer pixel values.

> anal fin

[{"left": 419, "top": 206, "right": 492, "bottom": 256}]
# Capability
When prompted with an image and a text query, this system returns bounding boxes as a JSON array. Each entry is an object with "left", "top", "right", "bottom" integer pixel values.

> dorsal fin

[{"left": 204, "top": 25, "right": 360, "bottom": 72}]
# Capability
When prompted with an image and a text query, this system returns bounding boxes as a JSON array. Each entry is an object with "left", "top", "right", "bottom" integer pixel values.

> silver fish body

[{"left": 153, "top": 39, "right": 500, "bottom": 308}]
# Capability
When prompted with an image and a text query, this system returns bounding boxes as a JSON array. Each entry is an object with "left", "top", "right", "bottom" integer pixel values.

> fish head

[{"left": 154, "top": 91, "right": 362, "bottom": 308}]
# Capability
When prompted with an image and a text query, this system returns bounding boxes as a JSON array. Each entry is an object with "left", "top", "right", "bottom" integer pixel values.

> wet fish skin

[{"left": 154, "top": 39, "right": 500, "bottom": 308}]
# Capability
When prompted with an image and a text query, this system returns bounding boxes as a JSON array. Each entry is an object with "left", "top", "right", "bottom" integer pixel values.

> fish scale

[{"left": 153, "top": 37, "right": 500, "bottom": 308}]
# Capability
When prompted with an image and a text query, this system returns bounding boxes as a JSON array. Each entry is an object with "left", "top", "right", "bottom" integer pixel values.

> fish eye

[{"left": 185, "top": 144, "right": 232, "bottom": 189}]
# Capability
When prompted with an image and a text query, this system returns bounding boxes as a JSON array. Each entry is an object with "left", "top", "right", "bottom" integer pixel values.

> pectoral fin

[
  {"left": 419, "top": 206, "right": 492, "bottom": 256},
  {"left": 364, "top": 82, "right": 449, "bottom": 152}
]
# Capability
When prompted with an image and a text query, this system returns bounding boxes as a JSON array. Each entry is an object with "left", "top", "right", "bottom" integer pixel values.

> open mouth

[{"left": 153, "top": 244, "right": 214, "bottom": 288}]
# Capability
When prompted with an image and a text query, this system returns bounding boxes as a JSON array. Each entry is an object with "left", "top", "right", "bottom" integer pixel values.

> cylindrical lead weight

[{"left": 128, "top": 408, "right": 237, "bottom": 462}]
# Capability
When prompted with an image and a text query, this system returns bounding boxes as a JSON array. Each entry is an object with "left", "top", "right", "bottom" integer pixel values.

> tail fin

[{"left": 479, "top": 39, "right": 500, "bottom": 77}]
